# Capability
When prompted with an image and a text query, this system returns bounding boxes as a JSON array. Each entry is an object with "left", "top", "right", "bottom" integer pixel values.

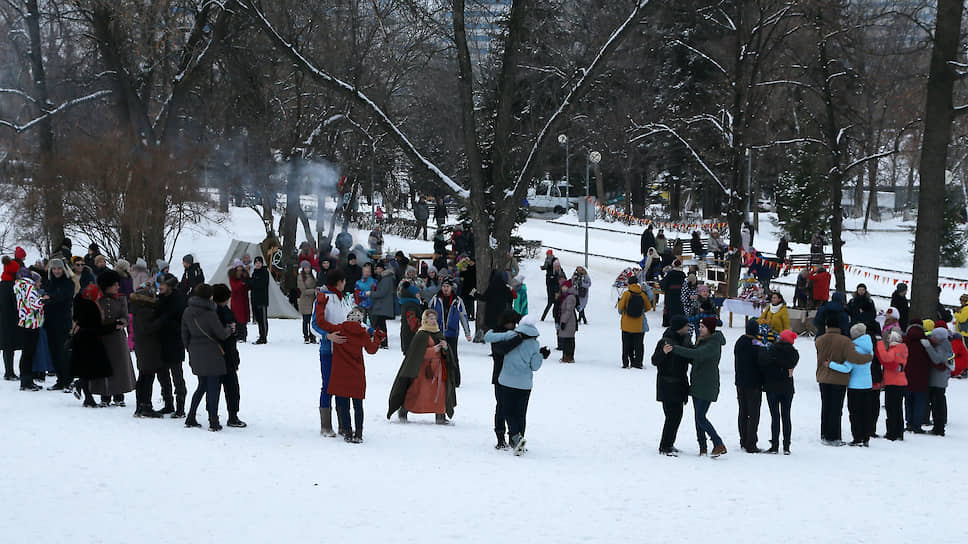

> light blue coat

[
  {"left": 829, "top": 334, "right": 873, "bottom": 389},
  {"left": 498, "top": 323, "right": 543, "bottom": 390}
]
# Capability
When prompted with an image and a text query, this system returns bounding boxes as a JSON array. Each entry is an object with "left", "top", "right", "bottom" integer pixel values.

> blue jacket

[
  {"left": 498, "top": 323, "right": 543, "bottom": 390},
  {"left": 428, "top": 293, "right": 470, "bottom": 339},
  {"left": 814, "top": 292, "right": 851, "bottom": 336},
  {"left": 828, "top": 334, "right": 873, "bottom": 389},
  {"left": 354, "top": 277, "right": 377, "bottom": 309}
]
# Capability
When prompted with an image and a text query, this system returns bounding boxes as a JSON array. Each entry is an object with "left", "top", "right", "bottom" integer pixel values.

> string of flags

[{"left": 588, "top": 198, "right": 728, "bottom": 233}]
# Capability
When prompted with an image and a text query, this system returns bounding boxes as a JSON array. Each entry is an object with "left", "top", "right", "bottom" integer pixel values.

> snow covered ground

[{"left": 2, "top": 208, "right": 967, "bottom": 543}]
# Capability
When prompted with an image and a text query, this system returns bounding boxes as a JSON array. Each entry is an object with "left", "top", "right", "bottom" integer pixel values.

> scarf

[
  {"left": 418, "top": 310, "right": 440, "bottom": 333},
  {"left": 770, "top": 303, "right": 783, "bottom": 314}
]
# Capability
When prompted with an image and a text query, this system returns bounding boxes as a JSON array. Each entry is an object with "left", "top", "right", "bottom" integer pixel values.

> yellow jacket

[
  {"left": 759, "top": 304, "right": 791, "bottom": 334},
  {"left": 955, "top": 305, "right": 968, "bottom": 337},
  {"left": 618, "top": 284, "right": 653, "bottom": 333}
]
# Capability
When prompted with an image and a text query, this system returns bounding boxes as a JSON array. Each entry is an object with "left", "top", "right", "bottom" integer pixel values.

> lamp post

[
  {"left": 585, "top": 150, "right": 602, "bottom": 268},
  {"left": 558, "top": 134, "right": 569, "bottom": 200},
  {"left": 746, "top": 147, "right": 752, "bottom": 224}
]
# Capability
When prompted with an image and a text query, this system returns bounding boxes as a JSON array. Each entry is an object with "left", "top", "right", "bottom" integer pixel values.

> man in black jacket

[
  {"left": 414, "top": 196, "right": 430, "bottom": 241},
  {"left": 156, "top": 274, "right": 187, "bottom": 417},
  {"left": 890, "top": 283, "right": 910, "bottom": 330},
  {"left": 250, "top": 256, "right": 271, "bottom": 344},
  {"left": 652, "top": 315, "right": 692, "bottom": 456},
  {"left": 734, "top": 319, "right": 764, "bottom": 453},
  {"left": 343, "top": 253, "right": 362, "bottom": 293},
  {"left": 640, "top": 225, "right": 655, "bottom": 259},
  {"left": 43, "top": 259, "right": 75, "bottom": 390}
]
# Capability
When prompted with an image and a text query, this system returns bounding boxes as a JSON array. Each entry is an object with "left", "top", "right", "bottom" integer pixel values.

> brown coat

[
  {"left": 814, "top": 326, "right": 873, "bottom": 385},
  {"left": 90, "top": 295, "right": 136, "bottom": 396},
  {"left": 297, "top": 272, "right": 317, "bottom": 315}
]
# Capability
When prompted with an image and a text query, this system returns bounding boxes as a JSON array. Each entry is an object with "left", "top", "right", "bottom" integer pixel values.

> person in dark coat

[
  {"left": 249, "top": 256, "right": 270, "bottom": 344},
  {"left": 660, "top": 260, "right": 687, "bottom": 328},
  {"left": 70, "top": 285, "right": 116, "bottom": 407},
  {"left": 776, "top": 236, "right": 789, "bottom": 262},
  {"left": 814, "top": 291, "right": 851, "bottom": 336},
  {"left": 181, "top": 283, "right": 233, "bottom": 431},
  {"left": 1, "top": 256, "right": 23, "bottom": 380},
  {"left": 130, "top": 286, "right": 165, "bottom": 418},
  {"left": 640, "top": 226, "right": 656, "bottom": 258},
  {"left": 758, "top": 329, "right": 799, "bottom": 454},
  {"left": 71, "top": 257, "right": 95, "bottom": 289},
  {"left": 652, "top": 315, "right": 692, "bottom": 456},
  {"left": 934, "top": 286, "right": 952, "bottom": 322},
  {"left": 847, "top": 284, "right": 877, "bottom": 327},
  {"left": 480, "top": 269, "right": 514, "bottom": 333},
  {"left": 343, "top": 253, "right": 363, "bottom": 293},
  {"left": 433, "top": 196, "right": 448, "bottom": 230},
  {"left": 212, "top": 283, "right": 246, "bottom": 428},
  {"left": 458, "top": 256, "right": 476, "bottom": 320},
  {"left": 43, "top": 259, "right": 76, "bottom": 391},
  {"left": 84, "top": 243, "right": 101, "bottom": 271},
  {"left": 178, "top": 254, "right": 205, "bottom": 296},
  {"left": 903, "top": 323, "right": 931, "bottom": 434},
  {"left": 890, "top": 284, "right": 910, "bottom": 330},
  {"left": 155, "top": 274, "right": 187, "bottom": 417},
  {"left": 734, "top": 319, "right": 764, "bottom": 453},
  {"left": 539, "top": 254, "right": 564, "bottom": 321},
  {"left": 387, "top": 309, "right": 458, "bottom": 423},
  {"left": 370, "top": 264, "right": 395, "bottom": 349},
  {"left": 414, "top": 196, "right": 430, "bottom": 241},
  {"left": 89, "top": 270, "right": 136, "bottom": 406}
]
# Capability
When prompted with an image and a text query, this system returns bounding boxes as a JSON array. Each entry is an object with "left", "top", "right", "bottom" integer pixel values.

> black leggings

[
  {"left": 496, "top": 384, "right": 532, "bottom": 438},
  {"left": 766, "top": 391, "right": 793, "bottom": 446},
  {"left": 19, "top": 328, "right": 39, "bottom": 388},
  {"left": 335, "top": 397, "right": 364, "bottom": 436},
  {"left": 302, "top": 314, "right": 312, "bottom": 338}
]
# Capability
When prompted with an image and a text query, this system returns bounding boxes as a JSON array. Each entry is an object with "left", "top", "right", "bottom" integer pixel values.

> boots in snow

[
  {"left": 319, "top": 407, "right": 337, "bottom": 437},
  {"left": 159, "top": 401, "right": 175, "bottom": 415},
  {"left": 495, "top": 431, "right": 509, "bottom": 450},
  {"left": 766, "top": 442, "right": 779, "bottom": 454},
  {"left": 134, "top": 405, "right": 163, "bottom": 419},
  {"left": 184, "top": 415, "right": 202, "bottom": 428},
  {"left": 208, "top": 415, "right": 222, "bottom": 432},
  {"left": 783, "top": 442, "right": 791, "bottom": 455},
  {"left": 227, "top": 414, "right": 247, "bottom": 428},
  {"left": 710, "top": 444, "right": 727, "bottom": 458},
  {"left": 435, "top": 413, "right": 450, "bottom": 425},
  {"left": 397, "top": 408, "right": 408, "bottom": 422},
  {"left": 172, "top": 397, "right": 186, "bottom": 418},
  {"left": 510, "top": 433, "right": 527, "bottom": 456}
]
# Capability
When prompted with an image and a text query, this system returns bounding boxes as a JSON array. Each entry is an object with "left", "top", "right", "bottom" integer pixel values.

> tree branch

[{"left": 0, "top": 89, "right": 111, "bottom": 133}]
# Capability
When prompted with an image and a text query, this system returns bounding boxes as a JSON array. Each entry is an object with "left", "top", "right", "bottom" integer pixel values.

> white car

[{"left": 526, "top": 180, "right": 579, "bottom": 215}]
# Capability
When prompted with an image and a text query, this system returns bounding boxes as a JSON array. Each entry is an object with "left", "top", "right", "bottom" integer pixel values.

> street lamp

[
  {"left": 585, "top": 150, "right": 602, "bottom": 268},
  {"left": 558, "top": 134, "right": 569, "bottom": 200}
]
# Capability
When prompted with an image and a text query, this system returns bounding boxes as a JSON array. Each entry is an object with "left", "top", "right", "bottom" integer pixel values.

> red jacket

[
  {"left": 951, "top": 335, "right": 968, "bottom": 377},
  {"left": 876, "top": 341, "right": 908, "bottom": 387},
  {"left": 808, "top": 271, "right": 831, "bottom": 301},
  {"left": 228, "top": 276, "right": 250, "bottom": 323},
  {"left": 326, "top": 321, "right": 384, "bottom": 399}
]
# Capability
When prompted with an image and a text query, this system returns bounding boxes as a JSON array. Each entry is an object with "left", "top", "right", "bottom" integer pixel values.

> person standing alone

[{"left": 617, "top": 276, "right": 652, "bottom": 369}]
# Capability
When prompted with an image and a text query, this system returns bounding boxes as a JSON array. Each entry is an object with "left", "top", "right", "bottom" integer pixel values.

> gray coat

[
  {"left": 371, "top": 269, "right": 396, "bottom": 318},
  {"left": 297, "top": 272, "right": 317, "bottom": 315},
  {"left": 90, "top": 295, "right": 136, "bottom": 396},
  {"left": 181, "top": 297, "right": 232, "bottom": 377},
  {"left": 923, "top": 334, "right": 955, "bottom": 389},
  {"left": 129, "top": 291, "right": 165, "bottom": 373}
]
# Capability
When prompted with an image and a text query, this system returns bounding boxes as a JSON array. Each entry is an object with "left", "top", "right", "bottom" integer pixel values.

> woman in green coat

[{"left": 664, "top": 316, "right": 727, "bottom": 457}]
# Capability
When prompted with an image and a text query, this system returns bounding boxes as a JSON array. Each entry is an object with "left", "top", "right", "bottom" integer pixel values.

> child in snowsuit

[
  {"left": 324, "top": 306, "right": 386, "bottom": 443},
  {"left": 827, "top": 323, "right": 874, "bottom": 446}
]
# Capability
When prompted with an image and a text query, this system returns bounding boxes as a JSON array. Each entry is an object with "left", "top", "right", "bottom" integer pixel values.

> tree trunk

[
  {"left": 912, "top": 0, "right": 963, "bottom": 318},
  {"left": 25, "top": 0, "right": 64, "bottom": 250},
  {"left": 281, "top": 160, "right": 301, "bottom": 265}
]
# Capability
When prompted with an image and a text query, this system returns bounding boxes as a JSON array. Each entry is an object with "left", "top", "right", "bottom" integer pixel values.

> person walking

[
  {"left": 664, "top": 317, "right": 728, "bottom": 457},
  {"left": 617, "top": 276, "right": 652, "bottom": 369},
  {"left": 297, "top": 261, "right": 317, "bottom": 344},
  {"left": 815, "top": 312, "right": 874, "bottom": 446},
  {"left": 249, "top": 256, "right": 270, "bottom": 344},
  {"left": 652, "top": 315, "right": 691, "bottom": 456},
  {"left": 539, "top": 254, "right": 564, "bottom": 321},
  {"left": 734, "top": 319, "right": 764, "bottom": 453},
  {"left": 181, "top": 283, "right": 233, "bottom": 431},
  {"left": 876, "top": 329, "right": 908, "bottom": 440},
  {"left": 758, "top": 329, "right": 799, "bottom": 454}
]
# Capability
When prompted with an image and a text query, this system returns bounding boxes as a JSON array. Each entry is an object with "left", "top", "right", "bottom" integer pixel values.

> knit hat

[
  {"left": 922, "top": 319, "right": 935, "bottom": 333},
  {"left": 300, "top": 260, "right": 310, "bottom": 269},
  {"left": 49, "top": 258, "right": 65, "bottom": 271},
  {"left": 779, "top": 329, "right": 798, "bottom": 344},
  {"left": 934, "top": 320, "right": 948, "bottom": 334},
  {"left": 1, "top": 259, "right": 20, "bottom": 282},
  {"left": 697, "top": 284, "right": 710, "bottom": 296},
  {"left": 888, "top": 330, "right": 903, "bottom": 345},
  {"left": 156, "top": 259, "right": 169, "bottom": 271},
  {"left": 233, "top": 258, "right": 243, "bottom": 268},
  {"left": 669, "top": 315, "right": 689, "bottom": 330},
  {"left": 134, "top": 258, "right": 148, "bottom": 270},
  {"left": 856, "top": 283, "right": 867, "bottom": 291},
  {"left": 628, "top": 275, "right": 639, "bottom": 284},
  {"left": 701, "top": 316, "right": 718, "bottom": 334},
  {"left": 745, "top": 319, "right": 760, "bottom": 336},
  {"left": 849, "top": 323, "right": 867, "bottom": 339},
  {"left": 115, "top": 259, "right": 130, "bottom": 274},
  {"left": 254, "top": 256, "right": 264, "bottom": 265},
  {"left": 14, "top": 246, "right": 26, "bottom": 260},
  {"left": 546, "top": 249, "right": 553, "bottom": 255},
  {"left": 212, "top": 284, "right": 231, "bottom": 304},
  {"left": 88, "top": 243, "right": 99, "bottom": 251},
  {"left": 71, "top": 256, "right": 84, "bottom": 266},
  {"left": 687, "top": 273, "right": 697, "bottom": 283},
  {"left": 161, "top": 273, "right": 179, "bottom": 289},
  {"left": 183, "top": 254, "right": 194, "bottom": 266}
]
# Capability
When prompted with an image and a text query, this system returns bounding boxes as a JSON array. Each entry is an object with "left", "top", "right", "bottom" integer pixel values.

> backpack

[{"left": 626, "top": 292, "right": 645, "bottom": 318}]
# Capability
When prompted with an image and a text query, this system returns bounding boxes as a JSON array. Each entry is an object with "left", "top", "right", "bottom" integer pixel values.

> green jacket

[{"left": 671, "top": 331, "right": 726, "bottom": 402}]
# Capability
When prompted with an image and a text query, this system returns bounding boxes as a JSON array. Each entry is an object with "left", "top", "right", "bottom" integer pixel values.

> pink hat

[{"left": 779, "top": 330, "right": 798, "bottom": 344}]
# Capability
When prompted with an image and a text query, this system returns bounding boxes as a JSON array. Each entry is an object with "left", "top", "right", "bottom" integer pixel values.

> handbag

[{"left": 194, "top": 318, "right": 226, "bottom": 356}]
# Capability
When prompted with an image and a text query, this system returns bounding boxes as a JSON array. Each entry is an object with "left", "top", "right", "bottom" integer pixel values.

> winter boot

[
  {"left": 350, "top": 429, "right": 363, "bottom": 444},
  {"left": 319, "top": 407, "right": 337, "bottom": 437},
  {"left": 766, "top": 442, "right": 779, "bottom": 454},
  {"left": 510, "top": 433, "right": 527, "bottom": 456},
  {"left": 227, "top": 414, "right": 247, "bottom": 428},
  {"left": 495, "top": 431, "right": 509, "bottom": 450},
  {"left": 710, "top": 444, "right": 727, "bottom": 458},
  {"left": 435, "top": 413, "right": 450, "bottom": 425},
  {"left": 184, "top": 415, "right": 202, "bottom": 428},
  {"left": 134, "top": 405, "right": 163, "bottom": 419},
  {"left": 397, "top": 408, "right": 408, "bottom": 422},
  {"left": 699, "top": 446, "right": 708, "bottom": 456},
  {"left": 159, "top": 400, "right": 175, "bottom": 415},
  {"left": 208, "top": 415, "right": 222, "bottom": 432},
  {"left": 783, "top": 442, "right": 791, "bottom": 455},
  {"left": 172, "top": 397, "right": 186, "bottom": 418}
]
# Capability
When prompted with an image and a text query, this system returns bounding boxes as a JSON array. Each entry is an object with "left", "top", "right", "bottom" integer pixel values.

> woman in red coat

[
  {"left": 807, "top": 266, "right": 831, "bottom": 307},
  {"left": 228, "top": 260, "right": 250, "bottom": 342},
  {"left": 903, "top": 323, "right": 931, "bottom": 433},
  {"left": 325, "top": 307, "right": 385, "bottom": 443}
]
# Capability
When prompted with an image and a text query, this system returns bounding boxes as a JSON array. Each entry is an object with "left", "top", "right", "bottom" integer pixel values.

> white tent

[{"left": 211, "top": 240, "right": 301, "bottom": 319}]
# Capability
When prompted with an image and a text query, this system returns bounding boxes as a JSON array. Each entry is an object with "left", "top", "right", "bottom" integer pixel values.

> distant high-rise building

[{"left": 464, "top": 0, "right": 512, "bottom": 62}]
